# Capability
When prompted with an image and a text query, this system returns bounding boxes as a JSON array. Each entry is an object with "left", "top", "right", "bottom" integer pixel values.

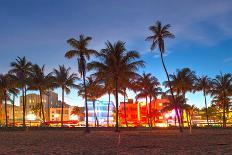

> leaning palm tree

[
  {"left": 9, "top": 56, "right": 32, "bottom": 127},
  {"left": 146, "top": 21, "right": 182, "bottom": 132},
  {"left": 29, "top": 64, "right": 54, "bottom": 122},
  {"left": 65, "top": 34, "right": 96, "bottom": 132},
  {"left": 88, "top": 41, "right": 144, "bottom": 132},
  {"left": 209, "top": 73, "right": 232, "bottom": 127},
  {"left": 53, "top": 65, "right": 78, "bottom": 127},
  {"left": 194, "top": 76, "right": 211, "bottom": 125}
]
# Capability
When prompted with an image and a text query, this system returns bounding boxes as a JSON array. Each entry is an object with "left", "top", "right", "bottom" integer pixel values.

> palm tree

[
  {"left": 78, "top": 76, "right": 105, "bottom": 127},
  {"left": 88, "top": 41, "right": 144, "bottom": 132},
  {"left": 162, "top": 95, "right": 187, "bottom": 127},
  {"left": 7, "top": 73, "right": 19, "bottom": 127},
  {"left": 134, "top": 73, "right": 161, "bottom": 127},
  {"left": 65, "top": 34, "right": 96, "bottom": 132},
  {"left": 9, "top": 56, "right": 32, "bottom": 127},
  {"left": 53, "top": 65, "right": 78, "bottom": 127},
  {"left": 163, "top": 68, "right": 196, "bottom": 126},
  {"left": 0, "top": 74, "right": 18, "bottom": 127},
  {"left": 146, "top": 21, "right": 182, "bottom": 132},
  {"left": 210, "top": 73, "right": 232, "bottom": 127},
  {"left": 29, "top": 64, "right": 54, "bottom": 122},
  {"left": 194, "top": 76, "right": 211, "bottom": 125}
]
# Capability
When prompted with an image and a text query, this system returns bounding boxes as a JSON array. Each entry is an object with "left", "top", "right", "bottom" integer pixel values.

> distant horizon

[{"left": 1, "top": 0, "right": 232, "bottom": 108}]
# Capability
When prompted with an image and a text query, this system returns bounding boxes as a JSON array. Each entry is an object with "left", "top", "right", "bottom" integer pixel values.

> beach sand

[{"left": 0, "top": 129, "right": 231, "bottom": 154}]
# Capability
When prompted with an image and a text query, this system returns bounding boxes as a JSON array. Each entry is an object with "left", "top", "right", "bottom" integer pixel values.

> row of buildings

[
  {"left": 0, "top": 92, "right": 115, "bottom": 126},
  {"left": 1, "top": 92, "right": 218, "bottom": 127}
]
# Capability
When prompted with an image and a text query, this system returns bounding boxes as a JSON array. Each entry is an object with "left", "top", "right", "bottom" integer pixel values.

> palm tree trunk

[
  {"left": 93, "top": 100, "right": 99, "bottom": 127},
  {"left": 223, "top": 102, "right": 226, "bottom": 127},
  {"left": 4, "top": 92, "right": 8, "bottom": 127},
  {"left": 203, "top": 90, "right": 209, "bottom": 126},
  {"left": 145, "top": 96, "right": 149, "bottom": 127},
  {"left": 115, "top": 77, "right": 119, "bottom": 132},
  {"left": 24, "top": 87, "right": 27, "bottom": 125},
  {"left": 149, "top": 95, "right": 153, "bottom": 128},
  {"left": 47, "top": 92, "right": 50, "bottom": 122},
  {"left": 83, "top": 72, "right": 89, "bottom": 132},
  {"left": 160, "top": 52, "right": 182, "bottom": 132},
  {"left": 22, "top": 87, "right": 25, "bottom": 127},
  {"left": 123, "top": 89, "right": 128, "bottom": 127},
  {"left": 40, "top": 90, "right": 45, "bottom": 123},
  {"left": 13, "top": 95, "right": 15, "bottom": 127},
  {"left": 107, "top": 92, "right": 110, "bottom": 127},
  {"left": 61, "top": 87, "right": 64, "bottom": 127}
]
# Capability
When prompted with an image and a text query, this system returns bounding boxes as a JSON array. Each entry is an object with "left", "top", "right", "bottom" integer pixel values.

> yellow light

[
  {"left": 70, "top": 115, "right": 78, "bottom": 120},
  {"left": 26, "top": 114, "right": 36, "bottom": 121},
  {"left": 164, "top": 113, "right": 169, "bottom": 119},
  {"left": 159, "top": 103, "right": 163, "bottom": 106},
  {"left": 54, "top": 114, "right": 59, "bottom": 118}
]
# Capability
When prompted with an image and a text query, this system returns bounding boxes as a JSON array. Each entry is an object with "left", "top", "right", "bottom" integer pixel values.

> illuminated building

[
  {"left": 0, "top": 104, "right": 22, "bottom": 125},
  {"left": 86, "top": 101, "right": 115, "bottom": 126},
  {"left": 20, "top": 92, "right": 58, "bottom": 121},
  {"left": 119, "top": 98, "right": 172, "bottom": 127},
  {"left": 49, "top": 101, "right": 70, "bottom": 122}
]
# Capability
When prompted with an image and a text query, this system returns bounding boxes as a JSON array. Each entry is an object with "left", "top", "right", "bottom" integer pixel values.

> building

[
  {"left": 119, "top": 98, "right": 171, "bottom": 127},
  {"left": 20, "top": 92, "right": 70, "bottom": 124},
  {"left": 0, "top": 104, "right": 22, "bottom": 126},
  {"left": 49, "top": 101, "right": 70, "bottom": 122},
  {"left": 86, "top": 100, "right": 115, "bottom": 126}
]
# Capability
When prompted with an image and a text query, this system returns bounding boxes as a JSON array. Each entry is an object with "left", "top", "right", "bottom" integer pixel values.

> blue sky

[{"left": 0, "top": 0, "right": 232, "bottom": 108}]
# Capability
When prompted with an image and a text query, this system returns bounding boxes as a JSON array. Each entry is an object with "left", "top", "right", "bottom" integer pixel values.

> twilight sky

[{"left": 1, "top": 0, "right": 232, "bottom": 108}]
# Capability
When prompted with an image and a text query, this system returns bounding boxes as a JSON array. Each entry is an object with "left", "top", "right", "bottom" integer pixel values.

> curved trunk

[
  {"left": 83, "top": 72, "right": 89, "bottom": 132},
  {"left": 107, "top": 92, "right": 110, "bottom": 127},
  {"left": 13, "top": 95, "right": 15, "bottom": 127},
  {"left": 160, "top": 52, "right": 182, "bottom": 132},
  {"left": 123, "top": 89, "right": 128, "bottom": 127},
  {"left": 61, "top": 87, "right": 64, "bottom": 127},
  {"left": 203, "top": 90, "right": 209, "bottom": 126},
  {"left": 115, "top": 77, "right": 119, "bottom": 132},
  {"left": 4, "top": 92, "right": 8, "bottom": 127},
  {"left": 40, "top": 90, "right": 45, "bottom": 122}
]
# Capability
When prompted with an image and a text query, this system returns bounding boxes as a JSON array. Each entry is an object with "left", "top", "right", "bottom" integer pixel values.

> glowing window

[{"left": 159, "top": 103, "right": 163, "bottom": 106}]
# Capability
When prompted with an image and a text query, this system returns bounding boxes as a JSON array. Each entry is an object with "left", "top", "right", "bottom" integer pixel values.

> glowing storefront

[{"left": 86, "top": 101, "right": 115, "bottom": 126}]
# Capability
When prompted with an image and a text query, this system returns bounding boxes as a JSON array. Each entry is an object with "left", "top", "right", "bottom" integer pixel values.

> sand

[{"left": 0, "top": 129, "right": 231, "bottom": 154}]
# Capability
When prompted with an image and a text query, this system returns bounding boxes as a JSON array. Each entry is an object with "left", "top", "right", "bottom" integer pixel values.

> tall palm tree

[
  {"left": 88, "top": 41, "right": 144, "bottom": 132},
  {"left": 146, "top": 21, "right": 182, "bottom": 132},
  {"left": 9, "top": 56, "right": 32, "bottom": 127},
  {"left": 209, "top": 73, "right": 232, "bottom": 127},
  {"left": 53, "top": 65, "right": 78, "bottom": 127},
  {"left": 78, "top": 76, "right": 105, "bottom": 127},
  {"left": 194, "top": 76, "right": 211, "bottom": 125},
  {"left": 65, "top": 34, "right": 96, "bottom": 132},
  {"left": 29, "top": 64, "right": 54, "bottom": 122}
]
